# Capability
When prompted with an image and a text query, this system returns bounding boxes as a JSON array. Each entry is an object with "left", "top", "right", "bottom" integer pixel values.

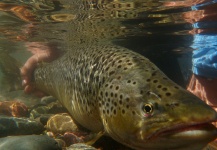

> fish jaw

[
  {"left": 133, "top": 94, "right": 217, "bottom": 150},
  {"left": 100, "top": 68, "right": 217, "bottom": 150},
  {"left": 107, "top": 101, "right": 217, "bottom": 150},
  {"left": 134, "top": 122, "right": 217, "bottom": 150}
]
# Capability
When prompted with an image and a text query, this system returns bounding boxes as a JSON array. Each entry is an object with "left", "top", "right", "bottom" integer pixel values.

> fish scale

[{"left": 34, "top": 44, "right": 217, "bottom": 150}]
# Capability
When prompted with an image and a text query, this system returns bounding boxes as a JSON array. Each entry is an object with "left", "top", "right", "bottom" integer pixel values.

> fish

[{"left": 33, "top": 44, "right": 217, "bottom": 150}]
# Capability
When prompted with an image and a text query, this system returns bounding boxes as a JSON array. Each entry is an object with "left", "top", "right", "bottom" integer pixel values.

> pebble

[
  {"left": 35, "top": 113, "right": 54, "bottom": 125},
  {"left": 66, "top": 143, "right": 97, "bottom": 150},
  {"left": 0, "top": 135, "right": 62, "bottom": 150},
  {"left": 0, "top": 100, "right": 28, "bottom": 117},
  {"left": 0, "top": 115, "right": 44, "bottom": 137},
  {"left": 46, "top": 113, "right": 79, "bottom": 135},
  {"left": 41, "top": 96, "right": 57, "bottom": 104},
  {"left": 29, "top": 101, "right": 67, "bottom": 119}
]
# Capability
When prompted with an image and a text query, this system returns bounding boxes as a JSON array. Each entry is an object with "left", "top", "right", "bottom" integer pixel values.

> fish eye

[{"left": 142, "top": 104, "right": 153, "bottom": 114}]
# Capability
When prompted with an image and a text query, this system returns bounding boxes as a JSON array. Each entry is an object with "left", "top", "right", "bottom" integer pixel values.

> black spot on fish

[
  {"left": 132, "top": 111, "right": 136, "bottom": 115},
  {"left": 166, "top": 92, "right": 171, "bottom": 96},
  {"left": 153, "top": 80, "right": 158, "bottom": 83},
  {"left": 113, "top": 109, "right": 117, "bottom": 115},
  {"left": 117, "top": 76, "right": 121, "bottom": 80},
  {"left": 107, "top": 109, "right": 110, "bottom": 115},
  {"left": 111, "top": 106, "right": 114, "bottom": 111},
  {"left": 119, "top": 100, "right": 123, "bottom": 105},
  {"left": 111, "top": 93, "right": 114, "bottom": 97},
  {"left": 152, "top": 72, "right": 157, "bottom": 76},
  {"left": 122, "top": 109, "right": 125, "bottom": 114},
  {"left": 103, "top": 109, "right": 106, "bottom": 114},
  {"left": 166, "top": 103, "right": 179, "bottom": 109},
  {"left": 109, "top": 71, "right": 115, "bottom": 76},
  {"left": 118, "top": 60, "right": 122, "bottom": 63},
  {"left": 157, "top": 85, "right": 162, "bottom": 88},
  {"left": 162, "top": 87, "right": 167, "bottom": 91},
  {"left": 113, "top": 93, "right": 117, "bottom": 98},
  {"left": 105, "top": 67, "right": 110, "bottom": 72}
]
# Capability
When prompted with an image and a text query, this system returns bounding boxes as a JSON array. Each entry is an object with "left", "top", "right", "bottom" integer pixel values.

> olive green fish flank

[{"left": 34, "top": 44, "right": 217, "bottom": 150}]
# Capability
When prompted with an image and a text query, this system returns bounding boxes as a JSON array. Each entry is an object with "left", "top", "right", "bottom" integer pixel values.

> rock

[
  {"left": 29, "top": 102, "right": 66, "bottom": 119},
  {"left": 55, "top": 138, "right": 67, "bottom": 148},
  {"left": 0, "top": 135, "right": 61, "bottom": 150},
  {"left": 29, "top": 105, "right": 49, "bottom": 119},
  {"left": 41, "top": 96, "right": 57, "bottom": 104},
  {"left": 0, "top": 100, "right": 28, "bottom": 117},
  {"left": 0, "top": 116, "right": 44, "bottom": 137},
  {"left": 62, "top": 130, "right": 104, "bottom": 146},
  {"left": 63, "top": 132, "right": 84, "bottom": 146},
  {"left": 35, "top": 113, "right": 54, "bottom": 125},
  {"left": 66, "top": 143, "right": 97, "bottom": 150},
  {"left": 46, "top": 113, "right": 79, "bottom": 135},
  {"left": 46, "top": 101, "right": 67, "bottom": 114}
]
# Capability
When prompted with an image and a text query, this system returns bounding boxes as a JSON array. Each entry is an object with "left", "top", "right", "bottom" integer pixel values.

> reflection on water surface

[{"left": 0, "top": 0, "right": 217, "bottom": 149}]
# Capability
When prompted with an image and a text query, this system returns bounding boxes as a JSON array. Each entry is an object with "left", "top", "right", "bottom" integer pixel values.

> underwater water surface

[{"left": 0, "top": 0, "right": 217, "bottom": 150}]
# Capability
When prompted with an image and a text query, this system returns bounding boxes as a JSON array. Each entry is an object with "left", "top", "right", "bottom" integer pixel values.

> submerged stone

[
  {"left": 46, "top": 113, "right": 79, "bottom": 135},
  {"left": 0, "top": 135, "right": 61, "bottom": 150},
  {"left": 0, "top": 115, "right": 44, "bottom": 137},
  {"left": 66, "top": 143, "right": 97, "bottom": 150},
  {"left": 0, "top": 100, "right": 28, "bottom": 117},
  {"left": 29, "top": 101, "right": 66, "bottom": 119}
]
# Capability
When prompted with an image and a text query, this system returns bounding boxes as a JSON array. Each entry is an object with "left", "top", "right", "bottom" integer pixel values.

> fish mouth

[{"left": 147, "top": 121, "right": 217, "bottom": 140}]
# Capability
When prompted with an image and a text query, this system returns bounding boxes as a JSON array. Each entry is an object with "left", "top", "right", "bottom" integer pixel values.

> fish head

[{"left": 99, "top": 66, "right": 217, "bottom": 150}]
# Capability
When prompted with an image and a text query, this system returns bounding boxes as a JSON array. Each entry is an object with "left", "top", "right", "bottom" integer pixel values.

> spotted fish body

[{"left": 34, "top": 44, "right": 217, "bottom": 150}]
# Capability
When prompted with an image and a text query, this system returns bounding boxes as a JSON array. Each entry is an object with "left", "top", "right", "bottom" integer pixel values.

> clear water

[
  {"left": 1, "top": 0, "right": 216, "bottom": 93},
  {"left": 0, "top": 0, "right": 217, "bottom": 149}
]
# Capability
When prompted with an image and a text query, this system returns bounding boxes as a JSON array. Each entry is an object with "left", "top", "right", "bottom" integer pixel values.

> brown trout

[{"left": 34, "top": 44, "right": 217, "bottom": 150}]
